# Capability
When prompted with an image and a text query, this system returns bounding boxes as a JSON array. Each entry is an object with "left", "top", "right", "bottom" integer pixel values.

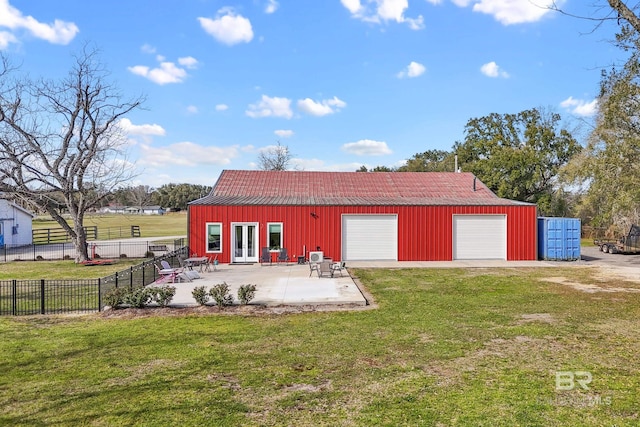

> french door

[{"left": 231, "top": 223, "right": 258, "bottom": 263}]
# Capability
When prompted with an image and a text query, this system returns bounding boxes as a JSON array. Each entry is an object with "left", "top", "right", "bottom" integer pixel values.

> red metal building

[{"left": 188, "top": 170, "right": 538, "bottom": 263}]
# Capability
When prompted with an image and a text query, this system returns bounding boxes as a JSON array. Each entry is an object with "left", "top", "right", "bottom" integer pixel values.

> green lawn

[
  {"left": 0, "top": 259, "right": 146, "bottom": 280},
  {"left": 32, "top": 213, "right": 188, "bottom": 239},
  {"left": 1, "top": 267, "right": 638, "bottom": 426}
]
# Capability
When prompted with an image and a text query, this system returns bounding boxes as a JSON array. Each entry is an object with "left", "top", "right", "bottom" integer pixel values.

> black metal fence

[
  {"left": 0, "top": 238, "right": 185, "bottom": 262},
  {"left": 0, "top": 246, "right": 188, "bottom": 316}
]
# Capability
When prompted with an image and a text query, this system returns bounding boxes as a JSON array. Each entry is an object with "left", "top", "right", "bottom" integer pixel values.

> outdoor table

[{"left": 184, "top": 256, "right": 208, "bottom": 272}]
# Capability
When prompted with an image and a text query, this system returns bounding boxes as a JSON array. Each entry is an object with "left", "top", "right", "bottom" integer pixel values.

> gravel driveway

[{"left": 580, "top": 244, "right": 640, "bottom": 268}]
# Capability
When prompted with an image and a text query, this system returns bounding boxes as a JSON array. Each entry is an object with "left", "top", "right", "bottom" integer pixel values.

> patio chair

[
  {"left": 155, "top": 263, "right": 177, "bottom": 284},
  {"left": 203, "top": 255, "right": 218, "bottom": 272},
  {"left": 277, "top": 248, "right": 290, "bottom": 264},
  {"left": 331, "top": 261, "right": 347, "bottom": 277},
  {"left": 260, "top": 247, "right": 272, "bottom": 265},
  {"left": 318, "top": 261, "right": 333, "bottom": 278},
  {"left": 309, "top": 262, "right": 320, "bottom": 277},
  {"left": 177, "top": 256, "right": 189, "bottom": 270},
  {"left": 160, "top": 260, "right": 192, "bottom": 282}
]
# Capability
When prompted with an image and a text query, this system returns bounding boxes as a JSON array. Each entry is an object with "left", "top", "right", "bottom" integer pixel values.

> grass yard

[
  {"left": 0, "top": 259, "right": 147, "bottom": 280},
  {"left": 32, "top": 213, "right": 188, "bottom": 239},
  {"left": 1, "top": 267, "right": 639, "bottom": 426}
]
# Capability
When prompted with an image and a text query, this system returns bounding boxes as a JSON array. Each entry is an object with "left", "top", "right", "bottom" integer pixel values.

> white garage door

[
  {"left": 342, "top": 215, "right": 398, "bottom": 261},
  {"left": 453, "top": 215, "right": 506, "bottom": 260}
]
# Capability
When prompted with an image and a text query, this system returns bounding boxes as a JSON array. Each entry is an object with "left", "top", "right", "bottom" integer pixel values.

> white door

[
  {"left": 342, "top": 215, "right": 398, "bottom": 261},
  {"left": 231, "top": 223, "right": 259, "bottom": 263},
  {"left": 453, "top": 215, "right": 506, "bottom": 260}
]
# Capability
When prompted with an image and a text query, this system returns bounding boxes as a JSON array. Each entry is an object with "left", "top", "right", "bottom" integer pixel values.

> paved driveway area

[{"left": 159, "top": 263, "right": 367, "bottom": 307}]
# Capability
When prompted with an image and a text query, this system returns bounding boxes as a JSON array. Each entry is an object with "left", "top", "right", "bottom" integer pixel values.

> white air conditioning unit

[{"left": 309, "top": 251, "right": 323, "bottom": 263}]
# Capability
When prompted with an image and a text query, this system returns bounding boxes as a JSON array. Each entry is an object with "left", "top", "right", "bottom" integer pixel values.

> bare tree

[
  {"left": 0, "top": 48, "right": 144, "bottom": 262},
  {"left": 257, "top": 141, "right": 293, "bottom": 171},
  {"left": 129, "top": 185, "right": 155, "bottom": 209},
  {"left": 546, "top": 1, "right": 640, "bottom": 33}
]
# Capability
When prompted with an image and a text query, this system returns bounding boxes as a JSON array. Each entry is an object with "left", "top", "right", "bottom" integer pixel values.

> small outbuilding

[
  {"left": 0, "top": 199, "right": 35, "bottom": 247},
  {"left": 188, "top": 170, "right": 538, "bottom": 263}
]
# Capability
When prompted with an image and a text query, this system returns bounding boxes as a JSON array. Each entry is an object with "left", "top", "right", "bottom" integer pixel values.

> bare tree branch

[
  {"left": 257, "top": 141, "right": 294, "bottom": 171},
  {"left": 0, "top": 46, "right": 144, "bottom": 261}
]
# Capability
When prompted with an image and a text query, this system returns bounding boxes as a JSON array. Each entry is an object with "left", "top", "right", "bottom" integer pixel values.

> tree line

[{"left": 110, "top": 183, "right": 211, "bottom": 212}]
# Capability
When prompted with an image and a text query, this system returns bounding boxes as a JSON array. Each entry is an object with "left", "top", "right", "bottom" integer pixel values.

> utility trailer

[{"left": 595, "top": 224, "right": 640, "bottom": 254}]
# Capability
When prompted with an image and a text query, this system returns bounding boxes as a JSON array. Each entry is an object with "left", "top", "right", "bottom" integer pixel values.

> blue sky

[{"left": 0, "top": 0, "right": 624, "bottom": 187}]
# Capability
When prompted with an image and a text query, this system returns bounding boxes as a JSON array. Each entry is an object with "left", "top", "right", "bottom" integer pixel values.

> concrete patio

[{"left": 157, "top": 262, "right": 367, "bottom": 307}]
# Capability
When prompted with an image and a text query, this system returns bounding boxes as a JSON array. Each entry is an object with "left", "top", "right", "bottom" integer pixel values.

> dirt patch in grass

[
  {"left": 106, "top": 359, "right": 186, "bottom": 386},
  {"left": 424, "top": 334, "right": 565, "bottom": 387},
  {"left": 517, "top": 313, "right": 556, "bottom": 324},
  {"left": 96, "top": 302, "right": 374, "bottom": 320},
  {"left": 283, "top": 381, "right": 332, "bottom": 393},
  {"left": 207, "top": 373, "right": 242, "bottom": 391},
  {"left": 544, "top": 276, "right": 640, "bottom": 293}
]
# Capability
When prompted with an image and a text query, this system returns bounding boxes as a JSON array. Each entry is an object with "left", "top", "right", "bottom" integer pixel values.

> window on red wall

[
  {"left": 206, "top": 223, "right": 222, "bottom": 252},
  {"left": 268, "top": 223, "right": 282, "bottom": 251}
]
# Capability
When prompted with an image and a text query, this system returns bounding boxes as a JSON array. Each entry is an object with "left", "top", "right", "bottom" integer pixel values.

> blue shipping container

[{"left": 537, "top": 217, "right": 581, "bottom": 261}]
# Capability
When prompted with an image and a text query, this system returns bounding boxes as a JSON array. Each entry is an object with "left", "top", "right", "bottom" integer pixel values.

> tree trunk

[
  {"left": 608, "top": 0, "right": 640, "bottom": 33},
  {"left": 72, "top": 224, "right": 90, "bottom": 262}
]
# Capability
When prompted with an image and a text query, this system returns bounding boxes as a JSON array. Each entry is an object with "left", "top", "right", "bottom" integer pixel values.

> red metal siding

[{"left": 188, "top": 204, "right": 537, "bottom": 263}]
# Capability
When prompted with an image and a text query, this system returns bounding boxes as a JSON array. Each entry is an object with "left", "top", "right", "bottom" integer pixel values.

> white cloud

[
  {"left": 119, "top": 118, "right": 166, "bottom": 136},
  {"left": 397, "top": 61, "right": 426, "bottom": 79},
  {"left": 0, "top": 30, "right": 16, "bottom": 49},
  {"left": 454, "top": 0, "right": 558, "bottom": 25},
  {"left": 265, "top": 0, "right": 279, "bottom": 14},
  {"left": 0, "top": 0, "right": 78, "bottom": 47},
  {"left": 480, "top": 61, "right": 509, "bottom": 78},
  {"left": 297, "top": 96, "right": 347, "bottom": 116},
  {"left": 341, "top": 0, "right": 424, "bottom": 30},
  {"left": 246, "top": 95, "right": 293, "bottom": 119},
  {"left": 178, "top": 56, "right": 199, "bottom": 69},
  {"left": 560, "top": 96, "right": 598, "bottom": 117},
  {"left": 141, "top": 44, "right": 156, "bottom": 54},
  {"left": 198, "top": 8, "right": 253, "bottom": 45},
  {"left": 274, "top": 129, "right": 294, "bottom": 138},
  {"left": 451, "top": 0, "right": 473, "bottom": 6},
  {"left": 341, "top": 0, "right": 362, "bottom": 14},
  {"left": 139, "top": 142, "right": 239, "bottom": 167},
  {"left": 186, "top": 105, "right": 198, "bottom": 114},
  {"left": 342, "top": 139, "right": 392, "bottom": 156},
  {"left": 128, "top": 55, "right": 198, "bottom": 85},
  {"left": 215, "top": 104, "right": 229, "bottom": 111}
]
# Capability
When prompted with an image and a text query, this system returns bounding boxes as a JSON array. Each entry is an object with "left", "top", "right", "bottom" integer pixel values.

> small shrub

[
  {"left": 145, "top": 251, "right": 155, "bottom": 258},
  {"left": 149, "top": 285, "right": 176, "bottom": 307},
  {"left": 36, "top": 255, "right": 44, "bottom": 261},
  {"left": 192, "top": 286, "right": 209, "bottom": 305},
  {"left": 209, "top": 282, "right": 233, "bottom": 308},
  {"left": 64, "top": 255, "right": 71, "bottom": 260},
  {"left": 238, "top": 284, "right": 257, "bottom": 305},
  {"left": 119, "top": 254, "right": 128, "bottom": 258},
  {"left": 93, "top": 253, "right": 101, "bottom": 259},
  {"left": 103, "top": 287, "right": 129, "bottom": 309},
  {"left": 123, "top": 287, "right": 153, "bottom": 308}
]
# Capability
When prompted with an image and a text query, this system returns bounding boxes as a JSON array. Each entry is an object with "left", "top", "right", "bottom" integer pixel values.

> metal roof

[{"left": 190, "top": 170, "right": 532, "bottom": 206}]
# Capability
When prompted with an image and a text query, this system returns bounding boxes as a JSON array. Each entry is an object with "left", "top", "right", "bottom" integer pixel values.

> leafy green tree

[
  {"left": 454, "top": 108, "right": 581, "bottom": 215},
  {"left": 397, "top": 149, "right": 456, "bottom": 172},
  {"left": 355, "top": 165, "right": 395, "bottom": 172},
  {"left": 153, "top": 183, "right": 211, "bottom": 211},
  {"left": 564, "top": 31, "right": 640, "bottom": 229}
]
